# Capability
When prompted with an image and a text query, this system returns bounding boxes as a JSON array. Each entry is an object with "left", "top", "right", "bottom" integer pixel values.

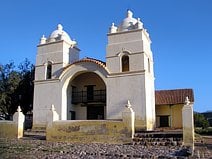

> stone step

[
  {"left": 132, "top": 137, "right": 182, "bottom": 146},
  {"left": 133, "top": 137, "right": 182, "bottom": 142},
  {"left": 134, "top": 131, "right": 183, "bottom": 138},
  {"left": 23, "top": 129, "right": 46, "bottom": 140},
  {"left": 133, "top": 131, "right": 183, "bottom": 146}
]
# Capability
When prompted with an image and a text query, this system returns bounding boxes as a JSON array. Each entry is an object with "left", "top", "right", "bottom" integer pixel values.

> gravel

[{"left": 0, "top": 137, "right": 211, "bottom": 159}]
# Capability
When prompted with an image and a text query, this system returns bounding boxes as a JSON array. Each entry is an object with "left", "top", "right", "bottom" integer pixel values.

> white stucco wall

[
  {"left": 33, "top": 79, "right": 62, "bottom": 127},
  {"left": 106, "top": 31, "right": 145, "bottom": 73},
  {"left": 69, "top": 47, "right": 80, "bottom": 64},
  {"left": 106, "top": 28, "right": 155, "bottom": 130},
  {"left": 36, "top": 41, "right": 79, "bottom": 81},
  {"left": 107, "top": 73, "right": 147, "bottom": 128},
  {"left": 145, "top": 74, "right": 155, "bottom": 130}
]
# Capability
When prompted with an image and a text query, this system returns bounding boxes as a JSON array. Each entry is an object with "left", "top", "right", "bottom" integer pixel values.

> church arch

[{"left": 60, "top": 61, "right": 109, "bottom": 120}]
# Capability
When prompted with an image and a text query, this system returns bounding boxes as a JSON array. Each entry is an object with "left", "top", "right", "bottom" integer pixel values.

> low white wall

[{"left": 0, "top": 106, "right": 25, "bottom": 139}]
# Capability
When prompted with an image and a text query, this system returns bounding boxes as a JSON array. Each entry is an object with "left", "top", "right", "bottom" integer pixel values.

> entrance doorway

[
  {"left": 67, "top": 72, "right": 106, "bottom": 120},
  {"left": 87, "top": 105, "right": 104, "bottom": 120}
]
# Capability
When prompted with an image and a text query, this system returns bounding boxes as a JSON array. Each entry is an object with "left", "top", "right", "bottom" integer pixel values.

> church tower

[
  {"left": 106, "top": 10, "right": 155, "bottom": 130},
  {"left": 35, "top": 24, "right": 80, "bottom": 81},
  {"left": 33, "top": 24, "right": 80, "bottom": 129}
]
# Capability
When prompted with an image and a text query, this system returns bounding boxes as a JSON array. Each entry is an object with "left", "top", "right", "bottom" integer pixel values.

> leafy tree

[
  {"left": 17, "top": 59, "right": 34, "bottom": 114},
  {"left": 194, "top": 113, "right": 209, "bottom": 129},
  {"left": 0, "top": 59, "right": 34, "bottom": 118},
  {"left": 0, "top": 62, "right": 21, "bottom": 118}
]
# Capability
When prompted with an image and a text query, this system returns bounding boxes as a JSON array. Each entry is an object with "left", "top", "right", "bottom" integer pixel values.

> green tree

[
  {"left": 17, "top": 59, "right": 34, "bottom": 114},
  {"left": 0, "top": 59, "right": 34, "bottom": 118},
  {"left": 0, "top": 62, "right": 21, "bottom": 118},
  {"left": 194, "top": 113, "right": 209, "bottom": 129}
]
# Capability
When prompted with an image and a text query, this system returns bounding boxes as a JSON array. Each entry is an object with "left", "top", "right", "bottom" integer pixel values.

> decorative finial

[
  {"left": 40, "top": 35, "right": 46, "bottom": 44},
  {"left": 57, "top": 24, "right": 63, "bottom": 31},
  {"left": 185, "top": 96, "right": 190, "bottom": 106},
  {"left": 127, "top": 9, "right": 133, "bottom": 18},
  {"left": 126, "top": 100, "right": 132, "bottom": 108},
  {"left": 17, "top": 106, "right": 21, "bottom": 112},
  {"left": 51, "top": 104, "right": 56, "bottom": 111},
  {"left": 109, "top": 22, "right": 117, "bottom": 33},
  {"left": 136, "top": 18, "right": 143, "bottom": 29}
]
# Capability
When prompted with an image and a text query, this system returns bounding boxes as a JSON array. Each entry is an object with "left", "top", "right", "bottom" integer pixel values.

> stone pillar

[
  {"left": 182, "top": 97, "right": 194, "bottom": 150},
  {"left": 122, "top": 100, "right": 135, "bottom": 138},
  {"left": 13, "top": 106, "right": 25, "bottom": 138},
  {"left": 47, "top": 105, "right": 59, "bottom": 125}
]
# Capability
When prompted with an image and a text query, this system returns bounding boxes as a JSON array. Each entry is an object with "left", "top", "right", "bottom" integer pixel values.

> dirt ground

[
  {"left": 0, "top": 134, "right": 211, "bottom": 159},
  {"left": 203, "top": 136, "right": 212, "bottom": 151},
  {"left": 193, "top": 135, "right": 212, "bottom": 158}
]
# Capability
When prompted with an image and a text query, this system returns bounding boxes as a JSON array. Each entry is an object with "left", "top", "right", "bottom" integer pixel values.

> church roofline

[
  {"left": 62, "top": 57, "right": 108, "bottom": 74},
  {"left": 37, "top": 39, "right": 80, "bottom": 51},
  {"left": 72, "top": 57, "right": 106, "bottom": 66},
  {"left": 107, "top": 28, "right": 151, "bottom": 43},
  {"left": 107, "top": 28, "right": 143, "bottom": 36}
]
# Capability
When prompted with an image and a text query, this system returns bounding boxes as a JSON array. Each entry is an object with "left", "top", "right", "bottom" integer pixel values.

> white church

[{"left": 33, "top": 10, "right": 194, "bottom": 131}]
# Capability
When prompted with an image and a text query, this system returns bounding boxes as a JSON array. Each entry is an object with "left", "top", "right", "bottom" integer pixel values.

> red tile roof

[
  {"left": 155, "top": 89, "right": 194, "bottom": 105},
  {"left": 62, "top": 57, "right": 107, "bottom": 72},
  {"left": 71, "top": 57, "right": 106, "bottom": 68}
]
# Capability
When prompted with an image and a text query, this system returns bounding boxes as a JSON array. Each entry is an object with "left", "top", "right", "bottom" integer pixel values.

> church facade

[{"left": 33, "top": 10, "right": 194, "bottom": 131}]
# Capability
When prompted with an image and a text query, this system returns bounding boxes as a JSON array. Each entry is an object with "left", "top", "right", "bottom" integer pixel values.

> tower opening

[
  {"left": 46, "top": 61, "right": 52, "bottom": 79},
  {"left": 122, "top": 55, "right": 129, "bottom": 72}
]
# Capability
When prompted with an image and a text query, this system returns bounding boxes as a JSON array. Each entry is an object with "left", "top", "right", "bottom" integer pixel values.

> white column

[
  {"left": 47, "top": 105, "right": 59, "bottom": 125},
  {"left": 122, "top": 100, "right": 135, "bottom": 138},
  {"left": 182, "top": 97, "right": 194, "bottom": 150},
  {"left": 13, "top": 106, "right": 25, "bottom": 138}
]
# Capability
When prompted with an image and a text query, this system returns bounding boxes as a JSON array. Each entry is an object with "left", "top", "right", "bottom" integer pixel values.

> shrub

[
  {"left": 195, "top": 127, "right": 212, "bottom": 135},
  {"left": 194, "top": 113, "right": 209, "bottom": 129}
]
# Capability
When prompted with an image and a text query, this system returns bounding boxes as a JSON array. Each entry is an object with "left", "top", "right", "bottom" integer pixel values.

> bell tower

[
  {"left": 35, "top": 24, "right": 80, "bottom": 81},
  {"left": 33, "top": 24, "right": 80, "bottom": 129},
  {"left": 106, "top": 10, "right": 155, "bottom": 130}
]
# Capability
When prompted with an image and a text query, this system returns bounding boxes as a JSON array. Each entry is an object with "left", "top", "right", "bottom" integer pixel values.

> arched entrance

[{"left": 67, "top": 72, "right": 106, "bottom": 120}]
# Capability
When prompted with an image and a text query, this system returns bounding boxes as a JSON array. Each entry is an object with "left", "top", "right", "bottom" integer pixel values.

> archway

[
  {"left": 67, "top": 72, "right": 106, "bottom": 120},
  {"left": 60, "top": 59, "right": 109, "bottom": 120}
]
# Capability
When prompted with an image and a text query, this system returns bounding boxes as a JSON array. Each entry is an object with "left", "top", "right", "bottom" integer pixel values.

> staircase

[
  {"left": 133, "top": 130, "right": 183, "bottom": 146},
  {"left": 23, "top": 128, "right": 46, "bottom": 140}
]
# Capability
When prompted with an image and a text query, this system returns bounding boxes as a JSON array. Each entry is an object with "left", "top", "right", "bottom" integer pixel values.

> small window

[
  {"left": 46, "top": 62, "right": 52, "bottom": 79},
  {"left": 122, "top": 55, "right": 129, "bottom": 72},
  {"left": 159, "top": 116, "right": 170, "bottom": 127}
]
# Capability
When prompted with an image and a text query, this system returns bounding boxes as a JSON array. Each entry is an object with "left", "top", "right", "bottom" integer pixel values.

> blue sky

[{"left": 0, "top": 0, "right": 211, "bottom": 112}]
